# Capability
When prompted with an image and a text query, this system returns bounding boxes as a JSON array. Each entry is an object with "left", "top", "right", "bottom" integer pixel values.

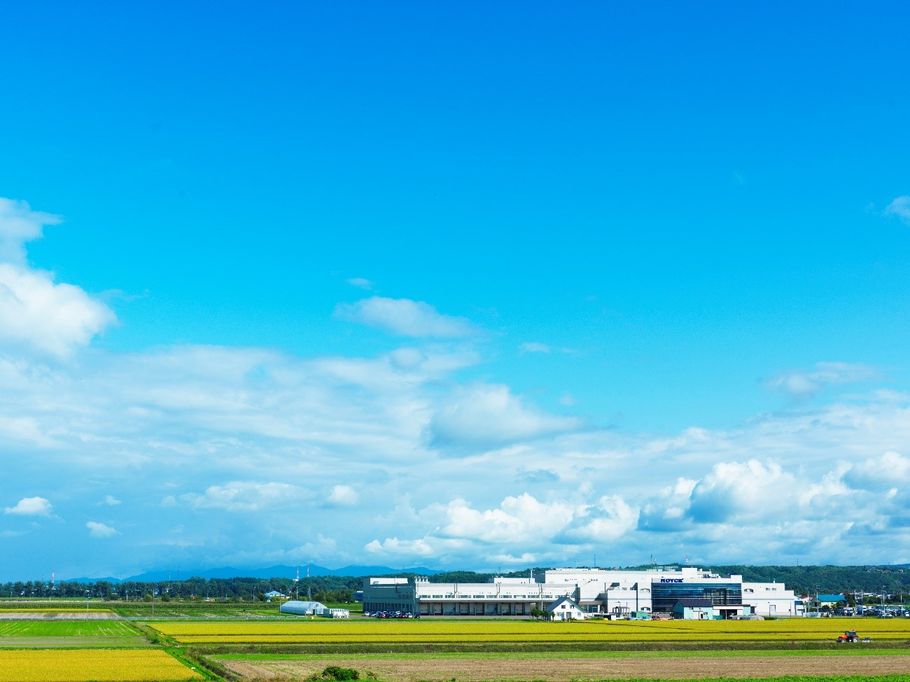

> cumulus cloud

[
  {"left": 766, "top": 362, "right": 877, "bottom": 397},
  {"left": 638, "top": 478, "right": 697, "bottom": 532},
  {"left": 365, "top": 536, "right": 434, "bottom": 557},
  {"left": 560, "top": 495, "right": 639, "bottom": 543},
  {"left": 182, "top": 482, "right": 303, "bottom": 512},
  {"left": 885, "top": 195, "right": 910, "bottom": 224},
  {"left": 2, "top": 233, "right": 910, "bottom": 573},
  {"left": 86, "top": 521, "right": 118, "bottom": 538},
  {"left": 0, "top": 198, "right": 60, "bottom": 265},
  {"left": 844, "top": 451, "right": 910, "bottom": 491},
  {"left": 0, "top": 264, "right": 116, "bottom": 357},
  {"left": 0, "top": 198, "right": 115, "bottom": 357},
  {"left": 327, "top": 484, "right": 359, "bottom": 506},
  {"left": 366, "top": 492, "right": 639, "bottom": 564},
  {"left": 437, "top": 494, "right": 577, "bottom": 545},
  {"left": 102, "top": 495, "right": 121, "bottom": 506},
  {"left": 430, "top": 384, "right": 579, "bottom": 447},
  {"left": 4, "top": 496, "right": 53, "bottom": 516},
  {"left": 688, "top": 460, "right": 796, "bottom": 523},
  {"left": 334, "top": 296, "right": 478, "bottom": 337}
]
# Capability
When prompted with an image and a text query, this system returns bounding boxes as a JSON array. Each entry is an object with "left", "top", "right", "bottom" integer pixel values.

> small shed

[
  {"left": 264, "top": 590, "right": 286, "bottom": 601},
  {"left": 672, "top": 598, "right": 716, "bottom": 620},
  {"left": 547, "top": 596, "right": 586, "bottom": 621},
  {"left": 280, "top": 600, "right": 328, "bottom": 616}
]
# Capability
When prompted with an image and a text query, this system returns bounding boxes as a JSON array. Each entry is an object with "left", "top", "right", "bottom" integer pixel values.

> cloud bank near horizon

[{"left": 1, "top": 197, "right": 910, "bottom": 580}]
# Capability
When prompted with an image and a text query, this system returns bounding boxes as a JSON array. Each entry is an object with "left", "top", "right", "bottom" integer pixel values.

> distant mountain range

[{"left": 65, "top": 564, "right": 441, "bottom": 583}]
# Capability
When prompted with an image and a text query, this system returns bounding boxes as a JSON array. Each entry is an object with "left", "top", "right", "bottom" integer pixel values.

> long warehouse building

[{"left": 362, "top": 567, "right": 803, "bottom": 618}]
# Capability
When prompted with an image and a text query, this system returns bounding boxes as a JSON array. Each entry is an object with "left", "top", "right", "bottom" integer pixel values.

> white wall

[{"left": 742, "top": 582, "right": 800, "bottom": 617}]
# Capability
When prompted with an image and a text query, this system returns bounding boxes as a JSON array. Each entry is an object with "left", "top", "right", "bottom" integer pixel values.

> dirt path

[{"left": 221, "top": 654, "right": 910, "bottom": 681}]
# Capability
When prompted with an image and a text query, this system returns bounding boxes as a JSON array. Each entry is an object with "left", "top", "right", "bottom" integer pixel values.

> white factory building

[{"left": 362, "top": 567, "right": 803, "bottom": 619}]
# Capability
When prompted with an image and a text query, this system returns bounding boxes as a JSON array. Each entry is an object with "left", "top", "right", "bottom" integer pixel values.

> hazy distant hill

[{"left": 67, "top": 564, "right": 440, "bottom": 583}]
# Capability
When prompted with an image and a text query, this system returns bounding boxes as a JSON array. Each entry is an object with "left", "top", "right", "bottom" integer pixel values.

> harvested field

[{"left": 219, "top": 653, "right": 910, "bottom": 681}]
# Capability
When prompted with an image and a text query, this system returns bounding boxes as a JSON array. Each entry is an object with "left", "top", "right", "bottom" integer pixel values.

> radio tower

[
  {"left": 294, "top": 566, "right": 300, "bottom": 600},
  {"left": 306, "top": 562, "right": 312, "bottom": 601}
]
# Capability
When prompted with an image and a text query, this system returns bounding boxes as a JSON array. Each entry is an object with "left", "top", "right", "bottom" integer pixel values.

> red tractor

[{"left": 836, "top": 630, "right": 870, "bottom": 643}]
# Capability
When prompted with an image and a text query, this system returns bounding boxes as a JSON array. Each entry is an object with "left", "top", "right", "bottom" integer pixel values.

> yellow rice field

[
  {"left": 152, "top": 618, "right": 910, "bottom": 644},
  {"left": 0, "top": 649, "right": 203, "bottom": 681}
]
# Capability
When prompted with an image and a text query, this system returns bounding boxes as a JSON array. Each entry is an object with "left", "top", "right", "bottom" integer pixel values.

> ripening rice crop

[
  {"left": 0, "top": 649, "right": 203, "bottom": 681},
  {"left": 150, "top": 618, "right": 910, "bottom": 644}
]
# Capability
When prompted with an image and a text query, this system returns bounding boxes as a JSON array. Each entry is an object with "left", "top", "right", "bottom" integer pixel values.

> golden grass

[
  {"left": 0, "top": 649, "right": 203, "bottom": 681},
  {"left": 151, "top": 618, "right": 910, "bottom": 644}
]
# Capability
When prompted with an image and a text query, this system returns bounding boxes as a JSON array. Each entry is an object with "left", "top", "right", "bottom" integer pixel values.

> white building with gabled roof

[{"left": 547, "top": 595, "right": 586, "bottom": 621}]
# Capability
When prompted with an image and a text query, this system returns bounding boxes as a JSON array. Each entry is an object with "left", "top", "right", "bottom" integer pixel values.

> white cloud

[
  {"left": 365, "top": 536, "right": 434, "bottom": 557},
  {"left": 766, "top": 362, "right": 877, "bottom": 397},
  {"left": 0, "top": 198, "right": 60, "bottom": 265},
  {"left": 430, "top": 384, "right": 579, "bottom": 447},
  {"left": 4, "top": 496, "right": 53, "bottom": 517},
  {"left": 844, "top": 451, "right": 910, "bottom": 491},
  {"left": 638, "top": 478, "right": 697, "bottom": 532},
  {"left": 437, "top": 494, "right": 576, "bottom": 545},
  {"left": 182, "top": 481, "right": 303, "bottom": 512},
  {"left": 0, "top": 415, "right": 57, "bottom": 447},
  {"left": 334, "top": 296, "right": 477, "bottom": 337},
  {"left": 346, "top": 277, "right": 373, "bottom": 290},
  {"left": 86, "top": 521, "right": 117, "bottom": 538},
  {"left": 367, "top": 492, "right": 639, "bottom": 564},
  {"left": 519, "top": 342, "right": 551, "bottom": 354},
  {"left": 102, "top": 495, "right": 121, "bottom": 506},
  {"left": 561, "top": 495, "right": 639, "bottom": 543},
  {"left": 0, "top": 264, "right": 115, "bottom": 358},
  {"left": 688, "top": 460, "right": 796, "bottom": 523},
  {"left": 885, "top": 195, "right": 910, "bottom": 224},
  {"left": 327, "top": 484, "right": 358, "bottom": 506},
  {"left": 0, "top": 198, "right": 115, "bottom": 358}
]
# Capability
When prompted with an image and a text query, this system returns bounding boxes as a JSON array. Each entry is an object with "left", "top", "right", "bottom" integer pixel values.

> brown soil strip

[{"left": 222, "top": 654, "right": 910, "bottom": 681}]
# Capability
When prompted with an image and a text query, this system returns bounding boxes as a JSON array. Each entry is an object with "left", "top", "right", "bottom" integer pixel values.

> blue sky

[{"left": 1, "top": 1, "right": 910, "bottom": 580}]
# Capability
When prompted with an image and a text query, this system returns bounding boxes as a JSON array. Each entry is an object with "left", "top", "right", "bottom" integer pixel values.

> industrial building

[{"left": 362, "top": 567, "right": 803, "bottom": 619}]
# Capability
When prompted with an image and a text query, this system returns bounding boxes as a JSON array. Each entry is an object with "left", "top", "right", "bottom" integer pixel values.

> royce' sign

[{"left": 659, "top": 578, "right": 684, "bottom": 583}]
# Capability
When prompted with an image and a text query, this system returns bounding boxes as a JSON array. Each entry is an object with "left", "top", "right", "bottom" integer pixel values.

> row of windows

[{"left": 651, "top": 582, "right": 743, "bottom": 612}]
